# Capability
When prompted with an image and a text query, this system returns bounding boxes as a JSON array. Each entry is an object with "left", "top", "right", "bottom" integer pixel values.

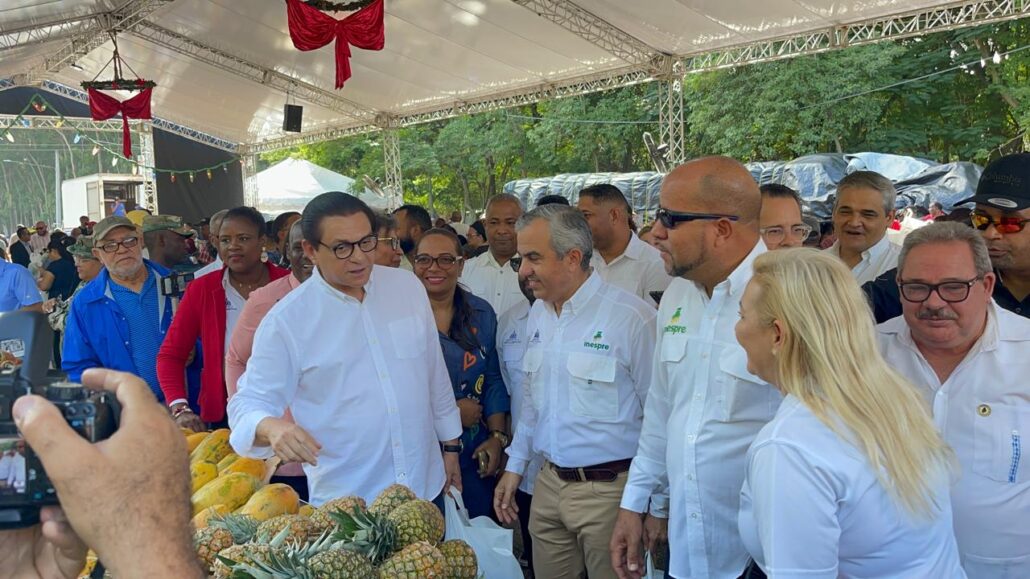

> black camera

[
  {"left": 0, "top": 311, "right": 120, "bottom": 529},
  {"left": 160, "top": 271, "right": 195, "bottom": 298}
]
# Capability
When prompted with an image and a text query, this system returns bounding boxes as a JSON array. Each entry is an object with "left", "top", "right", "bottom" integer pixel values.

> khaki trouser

[{"left": 528, "top": 462, "right": 627, "bottom": 579}]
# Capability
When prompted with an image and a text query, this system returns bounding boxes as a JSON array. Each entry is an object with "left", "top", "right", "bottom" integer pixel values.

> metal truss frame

[
  {"left": 657, "top": 63, "right": 685, "bottom": 166},
  {"left": 681, "top": 0, "right": 1030, "bottom": 73},
  {"left": 137, "top": 121, "right": 158, "bottom": 212},
  {"left": 242, "top": 154, "right": 259, "bottom": 208},
  {"left": 0, "top": 113, "right": 123, "bottom": 132},
  {"left": 130, "top": 22, "right": 377, "bottom": 124},
  {"left": 381, "top": 128, "right": 403, "bottom": 209},
  {"left": 0, "top": 13, "right": 97, "bottom": 52},
  {"left": 510, "top": 0, "right": 665, "bottom": 68}
]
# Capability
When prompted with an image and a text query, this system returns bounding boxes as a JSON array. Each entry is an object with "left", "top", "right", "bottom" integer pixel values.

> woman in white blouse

[{"left": 734, "top": 248, "right": 965, "bottom": 578}]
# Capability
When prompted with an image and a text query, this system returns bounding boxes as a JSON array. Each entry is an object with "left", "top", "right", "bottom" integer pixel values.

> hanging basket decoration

[
  {"left": 81, "top": 37, "right": 156, "bottom": 158},
  {"left": 286, "top": 0, "right": 385, "bottom": 90}
]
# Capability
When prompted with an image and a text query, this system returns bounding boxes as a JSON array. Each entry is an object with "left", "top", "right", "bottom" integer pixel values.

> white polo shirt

[
  {"left": 878, "top": 303, "right": 1030, "bottom": 577},
  {"left": 505, "top": 272, "right": 656, "bottom": 474},
  {"left": 825, "top": 235, "right": 902, "bottom": 286},
  {"left": 459, "top": 250, "right": 524, "bottom": 318},
  {"left": 590, "top": 233, "right": 672, "bottom": 307},
  {"left": 496, "top": 299, "right": 544, "bottom": 494}
]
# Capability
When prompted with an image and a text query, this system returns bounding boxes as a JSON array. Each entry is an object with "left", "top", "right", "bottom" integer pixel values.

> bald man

[{"left": 612, "top": 157, "right": 780, "bottom": 579}]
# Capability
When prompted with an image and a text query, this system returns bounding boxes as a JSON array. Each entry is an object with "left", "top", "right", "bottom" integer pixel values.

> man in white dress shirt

[
  {"left": 611, "top": 156, "right": 778, "bottom": 579},
  {"left": 494, "top": 205, "right": 656, "bottom": 579},
  {"left": 758, "top": 184, "right": 812, "bottom": 250},
  {"left": 460, "top": 194, "right": 525, "bottom": 318},
  {"left": 577, "top": 184, "right": 671, "bottom": 306},
  {"left": 877, "top": 222, "right": 1030, "bottom": 578},
  {"left": 228, "top": 192, "right": 463, "bottom": 506},
  {"left": 825, "top": 171, "right": 902, "bottom": 285}
]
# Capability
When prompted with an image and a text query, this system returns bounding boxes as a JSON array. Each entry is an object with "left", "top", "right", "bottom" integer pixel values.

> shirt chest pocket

[
  {"left": 567, "top": 352, "right": 619, "bottom": 422},
  {"left": 973, "top": 404, "right": 1030, "bottom": 484},
  {"left": 388, "top": 318, "right": 426, "bottom": 359},
  {"left": 718, "top": 349, "right": 778, "bottom": 423}
]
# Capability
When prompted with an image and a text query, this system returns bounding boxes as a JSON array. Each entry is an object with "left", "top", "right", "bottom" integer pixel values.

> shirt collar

[
  {"left": 717, "top": 240, "right": 767, "bottom": 298},
  {"left": 829, "top": 235, "right": 891, "bottom": 264},
  {"left": 481, "top": 251, "right": 513, "bottom": 270},
  {"left": 621, "top": 233, "right": 648, "bottom": 260},
  {"left": 547, "top": 270, "right": 602, "bottom": 317},
  {"left": 312, "top": 264, "right": 376, "bottom": 304}
]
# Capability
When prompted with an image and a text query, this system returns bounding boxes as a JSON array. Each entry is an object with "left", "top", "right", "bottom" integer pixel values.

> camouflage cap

[
  {"left": 142, "top": 214, "right": 196, "bottom": 237},
  {"left": 69, "top": 236, "right": 96, "bottom": 259},
  {"left": 92, "top": 215, "right": 138, "bottom": 244}
]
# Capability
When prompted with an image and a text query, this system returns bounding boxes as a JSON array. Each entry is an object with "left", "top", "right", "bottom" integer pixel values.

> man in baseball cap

[
  {"left": 142, "top": 215, "right": 195, "bottom": 271},
  {"left": 962, "top": 152, "right": 1030, "bottom": 317}
]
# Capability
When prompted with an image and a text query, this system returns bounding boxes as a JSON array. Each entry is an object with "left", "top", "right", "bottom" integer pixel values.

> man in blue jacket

[{"left": 63, "top": 216, "right": 176, "bottom": 402}]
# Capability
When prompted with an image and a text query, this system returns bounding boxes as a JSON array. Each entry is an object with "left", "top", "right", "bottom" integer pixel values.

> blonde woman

[{"left": 734, "top": 248, "right": 964, "bottom": 578}]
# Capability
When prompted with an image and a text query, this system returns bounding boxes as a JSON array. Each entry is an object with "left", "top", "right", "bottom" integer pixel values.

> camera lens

[{"left": 45, "top": 381, "right": 86, "bottom": 402}]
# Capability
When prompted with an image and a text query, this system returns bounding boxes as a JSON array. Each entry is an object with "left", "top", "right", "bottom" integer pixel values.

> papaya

[
  {"left": 191, "top": 472, "right": 263, "bottom": 516},
  {"left": 191, "top": 504, "right": 230, "bottom": 529},
  {"left": 180, "top": 427, "right": 195, "bottom": 436},
  {"left": 185, "top": 432, "right": 209, "bottom": 453},
  {"left": 237, "top": 483, "right": 300, "bottom": 521},
  {"left": 216, "top": 453, "right": 240, "bottom": 472},
  {"left": 190, "top": 461, "right": 219, "bottom": 493},
  {"left": 221, "top": 457, "right": 265, "bottom": 480},
  {"left": 189, "top": 428, "right": 231, "bottom": 465},
  {"left": 298, "top": 504, "right": 315, "bottom": 517}
]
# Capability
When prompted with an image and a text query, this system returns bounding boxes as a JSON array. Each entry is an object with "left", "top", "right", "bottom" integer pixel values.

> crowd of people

[{"left": 1, "top": 151, "right": 1028, "bottom": 579}]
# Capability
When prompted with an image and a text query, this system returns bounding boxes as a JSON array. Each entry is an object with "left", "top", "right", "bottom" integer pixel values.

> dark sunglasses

[
  {"left": 656, "top": 207, "right": 739, "bottom": 229},
  {"left": 971, "top": 212, "right": 1029, "bottom": 234}
]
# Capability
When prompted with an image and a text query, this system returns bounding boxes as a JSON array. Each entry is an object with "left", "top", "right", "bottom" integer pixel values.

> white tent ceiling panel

[
  {"left": 0, "top": 0, "right": 107, "bottom": 26},
  {"left": 0, "top": 41, "right": 61, "bottom": 77}
]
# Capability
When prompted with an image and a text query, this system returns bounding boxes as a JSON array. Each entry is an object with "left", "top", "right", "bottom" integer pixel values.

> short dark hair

[
  {"left": 373, "top": 211, "right": 396, "bottom": 233},
  {"left": 302, "top": 192, "right": 375, "bottom": 245},
  {"left": 759, "top": 183, "right": 803, "bottom": 213},
  {"left": 536, "top": 194, "right": 570, "bottom": 207},
  {"left": 16, "top": 226, "right": 28, "bottom": 237},
  {"left": 393, "top": 204, "right": 432, "bottom": 232},
  {"left": 271, "top": 211, "right": 301, "bottom": 241},
  {"left": 47, "top": 238, "right": 72, "bottom": 261},
  {"left": 469, "top": 220, "right": 485, "bottom": 238},
  {"left": 222, "top": 206, "right": 267, "bottom": 237},
  {"left": 578, "top": 184, "right": 631, "bottom": 214}
]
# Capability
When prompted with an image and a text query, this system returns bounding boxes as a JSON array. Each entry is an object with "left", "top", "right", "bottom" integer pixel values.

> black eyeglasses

[
  {"left": 508, "top": 255, "right": 522, "bottom": 273},
  {"left": 319, "top": 233, "right": 377, "bottom": 259},
  {"left": 656, "top": 207, "right": 739, "bottom": 230},
  {"left": 413, "top": 254, "right": 462, "bottom": 269},
  {"left": 378, "top": 237, "right": 401, "bottom": 250},
  {"left": 97, "top": 236, "right": 140, "bottom": 254},
  {"left": 898, "top": 277, "right": 984, "bottom": 303}
]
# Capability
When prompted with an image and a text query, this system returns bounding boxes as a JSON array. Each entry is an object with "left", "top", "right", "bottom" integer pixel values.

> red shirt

[{"left": 157, "top": 262, "right": 289, "bottom": 422}]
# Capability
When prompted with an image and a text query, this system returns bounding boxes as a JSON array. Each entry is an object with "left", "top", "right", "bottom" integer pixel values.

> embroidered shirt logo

[
  {"left": 583, "top": 330, "right": 610, "bottom": 351},
  {"left": 664, "top": 306, "right": 687, "bottom": 335},
  {"left": 529, "top": 330, "right": 542, "bottom": 344},
  {"left": 503, "top": 330, "right": 520, "bottom": 345}
]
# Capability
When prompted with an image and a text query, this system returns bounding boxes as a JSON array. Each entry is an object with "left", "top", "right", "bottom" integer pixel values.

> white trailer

[{"left": 60, "top": 173, "right": 145, "bottom": 230}]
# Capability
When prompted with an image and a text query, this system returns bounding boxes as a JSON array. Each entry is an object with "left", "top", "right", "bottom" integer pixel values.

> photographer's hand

[
  {"left": 13, "top": 368, "right": 205, "bottom": 579},
  {"left": 0, "top": 506, "right": 85, "bottom": 579}
]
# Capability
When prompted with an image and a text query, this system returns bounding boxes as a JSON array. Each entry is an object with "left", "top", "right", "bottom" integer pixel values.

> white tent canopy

[{"left": 255, "top": 157, "right": 387, "bottom": 213}]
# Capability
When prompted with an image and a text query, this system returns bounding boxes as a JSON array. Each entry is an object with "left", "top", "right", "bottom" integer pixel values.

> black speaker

[{"left": 283, "top": 104, "right": 303, "bottom": 132}]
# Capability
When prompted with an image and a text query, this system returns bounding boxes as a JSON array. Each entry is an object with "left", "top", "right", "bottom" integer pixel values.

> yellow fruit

[
  {"left": 237, "top": 483, "right": 300, "bottom": 521},
  {"left": 221, "top": 457, "right": 266, "bottom": 479},
  {"left": 216, "top": 453, "right": 240, "bottom": 472},
  {"left": 191, "top": 472, "right": 263, "bottom": 516},
  {"left": 298, "top": 504, "right": 315, "bottom": 517},
  {"left": 192, "top": 504, "right": 230, "bottom": 529},
  {"left": 191, "top": 461, "right": 219, "bottom": 493},
  {"left": 190, "top": 429, "right": 232, "bottom": 465},
  {"left": 186, "top": 432, "right": 209, "bottom": 453},
  {"left": 181, "top": 427, "right": 195, "bottom": 436}
]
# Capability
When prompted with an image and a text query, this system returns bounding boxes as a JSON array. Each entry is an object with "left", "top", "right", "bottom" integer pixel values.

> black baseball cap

[{"left": 960, "top": 153, "right": 1030, "bottom": 211}]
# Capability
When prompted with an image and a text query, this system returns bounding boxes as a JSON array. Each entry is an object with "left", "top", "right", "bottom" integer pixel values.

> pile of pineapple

[{"left": 196, "top": 483, "right": 478, "bottom": 578}]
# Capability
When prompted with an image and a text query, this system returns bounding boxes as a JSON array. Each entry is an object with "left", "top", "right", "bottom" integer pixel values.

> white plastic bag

[
  {"left": 444, "top": 486, "right": 523, "bottom": 579},
  {"left": 645, "top": 551, "right": 665, "bottom": 579}
]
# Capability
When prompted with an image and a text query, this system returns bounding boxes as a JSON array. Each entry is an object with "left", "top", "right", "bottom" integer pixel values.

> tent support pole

[
  {"left": 382, "top": 127, "right": 403, "bottom": 209},
  {"left": 658, "top": 58, "right": 686, "bottom": 168},
  {"left": 242, "top": 154, "right": 258, "bottom": 207},
  {"left": 139, "top": 120, "right": 158, "bottom": 213}
]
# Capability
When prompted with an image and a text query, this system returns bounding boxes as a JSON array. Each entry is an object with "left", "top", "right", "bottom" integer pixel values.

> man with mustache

[
  {"left": 825, "top": 171, "right": 902, "bottom": 285},
  {"left": 878, "top": 222, "right": 1030, "bottom": 578}
]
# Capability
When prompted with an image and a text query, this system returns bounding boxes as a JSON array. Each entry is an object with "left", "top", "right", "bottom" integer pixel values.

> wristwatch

[
  {"left": 441, "top": 441, "right": 464, "bottom": 454},
  {"left": 490, "top": 430, "right": 511, "bottom": 448}
]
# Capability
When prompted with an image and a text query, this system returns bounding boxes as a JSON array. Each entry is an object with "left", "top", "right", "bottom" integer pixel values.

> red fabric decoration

[
  {"left": 86, "top": 87, "right": 153, "bottom": 158},
  {"left": 286, "top": 0, "right": 385, "bottom": 89}
]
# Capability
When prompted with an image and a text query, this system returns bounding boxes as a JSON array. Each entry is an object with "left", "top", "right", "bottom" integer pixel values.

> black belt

[{"left": 551, "top": 458, "right": 633, "bottom": 482}]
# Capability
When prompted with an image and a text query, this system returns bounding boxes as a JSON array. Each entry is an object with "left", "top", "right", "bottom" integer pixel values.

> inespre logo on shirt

[
  {"left": 583, "top": 330, "right": 610, "bottom": 351},
  {"left": 664, "top": 306, "right": 687, "bottom": 335}
]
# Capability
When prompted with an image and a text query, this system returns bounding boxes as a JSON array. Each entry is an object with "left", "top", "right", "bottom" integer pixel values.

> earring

[
  {"left": 771, "top": 349, "right": 779, "bottom": 357},
  {"left": 261, "top": 249, "right": 268, "bottom": 263}
]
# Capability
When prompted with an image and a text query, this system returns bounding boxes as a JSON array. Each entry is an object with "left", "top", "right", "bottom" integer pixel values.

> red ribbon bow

[
  {"left": 286, "top": 0, "right": 385, "bottom": 89},
  {"left": 86, "top": 87, "right": 153, "bottom": 158}
]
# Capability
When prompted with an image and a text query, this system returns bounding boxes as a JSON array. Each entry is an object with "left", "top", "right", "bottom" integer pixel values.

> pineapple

[
  {"left": 194, "top": 526, "right": 234, "bottom": 570},
  {"left": 386, "top": 500, "right": 445, "bottom": 548},
  {"left": 308, "top": 549, "right": 377, "bottom": 579},
  {"left": 438, "top": 540, "right": 478, "bottom": 579},
  {"left": 377, "top": 541, "right": 446, "bottom": 578},
  {"left": 257, "top": 513, "right": 316, "bottom": 545},
  {"left": 211, "top": 543, "right": 273, "bottom": 579},
  {"left": 368, "top": 484, "right": 416, "bottom": 516},
  {"left": 310, "top": 495, "right": 368, "bottom": 536},
  {"left": 331, "top": 508, "right": 398, "bottom": 565},
  {"left": 209, "top": 513, "right": 260, "bottom": 544}
]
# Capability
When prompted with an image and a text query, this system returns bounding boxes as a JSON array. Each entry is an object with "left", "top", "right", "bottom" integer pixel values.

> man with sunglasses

[
  {"left": 878, "top": 222, "right": 1030, "bottom": 578},
  {"left": 758, "top": 184, "right": 813, "bottom": 250},
  {"left": 612, "top": 156, "right": 778, "bottom": 579},
  {"left": 62, "top": 216, "right": 179, "bottom": 401},
  {"left": 228, "top": 192, "right": 463, "bottom": 507}
]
